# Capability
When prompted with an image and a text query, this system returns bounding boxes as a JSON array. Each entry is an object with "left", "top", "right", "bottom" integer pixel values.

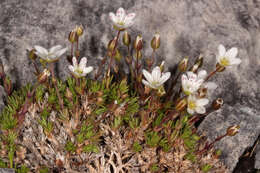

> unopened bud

[
  {"left": 175, "top": 98, "right": 187, "bottom": 112},
  {"left": 123, "top": 31, "right": 131, "bottom": 47},
  {"left": 212, "top": 98, "right": 223, "bottom": 110},
  {"left": 226, "top": 125, "right": 240, "bottom": 136},
  {"left": 151, "top": 32, "right": 160, "bottom": 50},
  {"left": 37, "top": 69, "right": 50, "bottom": 84},
  {"left": 178, "top": 57, "right": 188, "bottom": 72},
  {"left": 190, "top": 64, "right": 199, "bottom": 73},
  {"left": 216, "top": 63, "right": 225, "bottom": 72},
  {"left": 114, "top": 49, "right": 122, "bottom": 61},
  {"left": 75, "top": 25, "right": 84, "bottom": 37},
  {"left": 197, "top": 88, "right": 207, "bottom": 98},
  {"left": 65, "top": 88, "right": 73, "bottom": 100},
  {"left": 159, "top": 61, "right": 165, "bottom": 72},
  {"left": 108, "top": 37, "right": 117, "bottom": 52},
  {"left": 195, "top": 55, "right": 203, "bottom": 68},
  {"left": 134, "top": 35, "right": 143, "bottom": 51},
  {"left": 68, "top": 30, "right": 77, "bottom": 43},
  {"left": 4, "top": 76, "right": 12, "bottom": 95},
  {"left": 125, "top": 55, "right": 132, "bottom": 65},
  {"left": 0, "top": 59, "right": 4, "bottom": 79},
  {"left": 135, "top": 50, "right": 142, "bottom": 59},
  {"left": 29, "top": 49, "right": 37, "bottom": 60}
]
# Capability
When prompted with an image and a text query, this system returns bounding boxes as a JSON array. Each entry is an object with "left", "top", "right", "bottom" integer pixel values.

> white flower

[
  {"left": 187, "top": 95, "right": 209, "bottom": 114},
  {"left": 109, "top": 7, "right": 136, "bottom": 30},
  {"left": 34, "top": 45, "right": 67, "bottom": 63},
  {"left": 68, "top": 57, "right": 93, "bottom": 78},
  {"left": 142, "top": 66, "right": 171, "bottom": 90},
  {"left": 217, "top": 44, "right": 241, "bottom": 67},
  {"left": 197, "top": 70, "right": 218, "bottom": 92},
  {"left": 181, "top": 70, "right": 206, "bottom": 95}
]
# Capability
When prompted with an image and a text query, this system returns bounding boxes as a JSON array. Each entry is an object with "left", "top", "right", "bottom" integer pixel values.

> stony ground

[{"left": 0, "top": 0, "right": 260, "bottom": 172}]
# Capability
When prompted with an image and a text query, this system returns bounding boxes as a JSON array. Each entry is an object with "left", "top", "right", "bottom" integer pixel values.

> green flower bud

[
  {"left": 151, "top": 32, "right": 160, "bottom": 50},
  {"left": 134, "top": 35, "right": 143, "bottom": 51},
  {"left": 108, "top": 37, "right": 117, "bottom": 52},
  {"left": 178, "top": 57, "right": 188, "bottom": 72},
  {"left": 75, "top": 25, "right": 84, "bottom": 37},
  {"left": 122, "top": 31, "right": 131, "bottom": 47},
  {"left": 29, "top": 49, "right": 37, "bottom": 60},
  {"left": 114, "top": 49, "right": 122, "bottom": 61},
  {"left": 68, "top": 30, "right": 77, "bottom": 43}
]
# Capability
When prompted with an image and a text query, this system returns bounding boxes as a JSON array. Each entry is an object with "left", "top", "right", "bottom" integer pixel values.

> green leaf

[
  {"left": 133, "top": 141, "right": 142, "bottom": 152},
  {"left": 201, "top": 164, "right": 212, "bottom": 172}
]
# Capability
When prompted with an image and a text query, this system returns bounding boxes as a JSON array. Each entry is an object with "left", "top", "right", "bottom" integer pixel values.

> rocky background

[{"left": 0, "top": 0, "right": 259, "bottom": 172}]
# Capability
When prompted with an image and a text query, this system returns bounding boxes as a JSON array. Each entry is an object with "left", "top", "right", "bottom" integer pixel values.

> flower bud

[
  {"left": 159, "top": 61, "right": 165, "bottom": 72},
  {"left": 145, "top": 58, "right": 154, "bottom": 67},
  {"left": 4, "top": 76, "right": 12, "bottom": 95},
  {"left": 175, "top": 98, "right": 187, "bottom": 112},
  {"left": 114, "top": 49, "right": 122, "bottom": 61},
  {"left": 75, "top": 25, "right": 84, "bottom": 37},
  {"left": 151, "top": 32, "right": 160, "bottom": 50},
  {"left": 197, "top": 88, "right": 207, "bottom": 98},
  {"left": 135, "top": 50, "right": 142, "bottom": 59},
  {"left": 123, "top": 31, "right": 131, "bottom": 47},
  {"left": 108, "top": 37, "right": 117, "bottom": 52},
  {"left": 216, "top": 63, "right": 226, "bottom": 72},
  {"left": 0, "top": 59, "right": 4, "bottom": 79},
  {"left": 125, "top": 55, "right": 132, "bottom": 65},
  {"left": 68, "top": 30, "right": 77, "bottom": 43},
  {"left": 29, "top": 49, "right": 37, "bottom": 60},
  {"left": 190, "top": 64, "right": 199, "bottom": 73},
  {"left": 195, "top": 55, "right": 203, "bottom": 68},
  {"left": 212, "top": 98, "right": 223, "bottom": 110},
  {"left": 226, "top": 125, "right": 240, "bottom": 136},
  {"left": 134, "top": 35, "right": 143, "bottom": 51},
  {"left": 37, "top": 69, "right": 50, "bottom": 84},
  {"left": 178, "top": 57, "right": 188, "bottom": 72}
]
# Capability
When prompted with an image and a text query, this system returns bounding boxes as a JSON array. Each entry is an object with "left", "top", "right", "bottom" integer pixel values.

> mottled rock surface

[
  {"left": 0, "top": 0, "right": 260, "bottom": 172},
  {"left": 255, "top": 141, "right": 260, "bottom": 169}
]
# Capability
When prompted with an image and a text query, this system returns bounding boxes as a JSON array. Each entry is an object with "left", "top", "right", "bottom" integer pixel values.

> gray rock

[
  {"left": 0, "top": 169, "right": 14, "bottom": 173},
  {"left": 0, "top": 86, "right": 5, "bottom": 113},
  {"left": 199, "top": 103, "right": 260, "bottom": 172},
  {"left": 0, "top": 0, "right": 260, "bottom": 171}
]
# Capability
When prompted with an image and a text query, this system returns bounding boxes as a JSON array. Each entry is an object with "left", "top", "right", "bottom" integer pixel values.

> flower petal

[
  {"left": 124, "top": 13, "right": 135, "bottom": 27},
  {"left": 55, "top": 47, "right": 67, "bottom": 58},
  {"left": 204, "top": 82, "right": 217, "bottom": 90},
  {"left": 218, "top": 44, "right": 226, "bottom": 57},
  {"left": 142, "top": 69, "right": 153, "bottom": 83},
  {"left": 195, "top": 106, "right": 206, "bottom": 114},
  {"left": 49, "top": 45, "right": 62, "bottom": 54},
  {"left": 187, "top": 71, "right": 197, "bottom": 81},
  {"left": 198, "top": 70, "right": 207, "bottom": 79},
  {"left": 109, "top": 12, "right": 118, "bottom": 24},
  {"left": 159, "top": 72, "right": 171, "bottom": 84},
  {"left": 230, "top": 58, "right": 241, "bottom": 65},
  {"left": 35, "top": 45, "right": 48, "bottom": 56},
  {"left": 72, "top": 57, "right": 78, "bottom": 67},
  {"left": 226, "top": 47, "right": 238, "bottom": 59},
  {"left": 116, "top": 7, "right": 125, "bottom": 22},
  {"left": 187, "top": 108, "right": 195, "bottom": 114},
  {"left": 152, "top": 66, "right": 161, "bottom": 82},
  {"left": 197, "top": 98, "right": 209, "bottom": 106},
  {"left": 83, "top": 66, "right": 93, "bottom": 74},
  {"left": 79, "top": 57, "right": 87, "bottom": 69},
  {"left": 68, "top": 65, "right": 75, "bottom": 73}
]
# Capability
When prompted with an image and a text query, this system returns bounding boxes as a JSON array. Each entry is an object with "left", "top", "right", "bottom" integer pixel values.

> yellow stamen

[
  {"left": 188, "top": 100, "right": 196, "bottom": 110},
  {"left": 220, "top": 57, "right": 230, "bottom": 66}
]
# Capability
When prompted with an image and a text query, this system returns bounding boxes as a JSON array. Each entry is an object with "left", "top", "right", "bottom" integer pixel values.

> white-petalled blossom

[
  {"left": 68, "top": 57, "right": 93, "bottom": 78},
  {"left": 217, "top": 44, "right": 241, "bottom": 67},
  {"left": 181, "top": 70, "right": 206, "bottom": 95},
  {"left": 187, "top": 95, "right": 209, "bottom": 114},
  {"left": 109, "top": 7, "right": 136, "bottom": 30},
  {"left": 34, "top": 45, "right": 67, "bottom": 63},
  {"left": 142, "top": 66, "right": 171, "bottom": 90}
]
